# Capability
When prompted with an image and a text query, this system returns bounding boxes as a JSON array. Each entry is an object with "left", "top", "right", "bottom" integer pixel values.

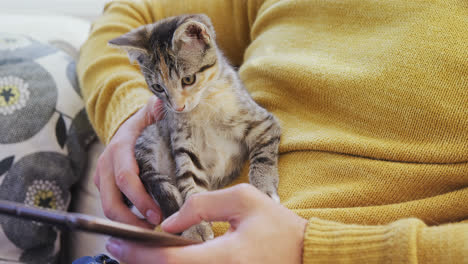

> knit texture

[{"left": 77, "top": 0, "right": 468, "bottom": 262}]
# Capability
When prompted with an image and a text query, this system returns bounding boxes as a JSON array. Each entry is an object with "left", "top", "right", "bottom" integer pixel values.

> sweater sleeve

[
  {"left": 303, "top": 217, "right": 468, "bottom": 263},
  {"left": 77, "top": 0, "right": 263, "bottom": 143}
]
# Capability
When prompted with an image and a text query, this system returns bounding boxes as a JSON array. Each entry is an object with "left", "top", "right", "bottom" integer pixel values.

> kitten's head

[{"left": 109, "top": 14, "right": 218, "bottom": 113}]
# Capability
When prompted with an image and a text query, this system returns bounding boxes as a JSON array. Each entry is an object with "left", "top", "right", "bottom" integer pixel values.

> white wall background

[{"left": 0, "top": 0, "right": 109, "bottom": 21}]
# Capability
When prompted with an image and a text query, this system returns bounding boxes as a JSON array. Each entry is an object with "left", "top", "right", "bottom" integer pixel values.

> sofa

[{"left": 0, "top": 1, "right": 111, "bottom": 263}]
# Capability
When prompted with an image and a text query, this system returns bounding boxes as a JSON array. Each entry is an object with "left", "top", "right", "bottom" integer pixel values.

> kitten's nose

[{"left": 176, "top": 105, "right": 185, "bottom": 112}]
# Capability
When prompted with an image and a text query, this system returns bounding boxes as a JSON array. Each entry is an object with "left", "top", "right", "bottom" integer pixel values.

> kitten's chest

[{"left": 192, "top": 123, "right": 246, "bottom": 182}]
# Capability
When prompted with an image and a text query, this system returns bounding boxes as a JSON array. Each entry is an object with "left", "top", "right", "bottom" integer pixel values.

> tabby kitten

[{"left": 109, "top": 14, "right": 280, "bottom": 241}]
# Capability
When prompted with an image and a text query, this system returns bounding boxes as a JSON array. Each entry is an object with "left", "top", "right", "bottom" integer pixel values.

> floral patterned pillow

[{"left": 0, "top": 33, "right": 95, "bottom": 263}]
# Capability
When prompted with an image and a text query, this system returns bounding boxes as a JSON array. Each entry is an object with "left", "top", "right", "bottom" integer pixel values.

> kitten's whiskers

[{"left": 131, "top": 62, "right": 155, "bottom": 76}]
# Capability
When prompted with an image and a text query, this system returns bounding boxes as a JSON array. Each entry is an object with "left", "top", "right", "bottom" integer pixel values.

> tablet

[{"left": 0, "top": 200, "right": 198, "bottom": 247}]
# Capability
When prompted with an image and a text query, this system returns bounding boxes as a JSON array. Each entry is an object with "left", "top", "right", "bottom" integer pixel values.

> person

[{"left": 77, "top": 0, "right": 468, "bottom": 263}]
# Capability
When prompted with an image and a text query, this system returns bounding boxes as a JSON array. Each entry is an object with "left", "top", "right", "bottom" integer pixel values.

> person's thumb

[{"left": 161, "top": 184, "right": 260, "bottom": 234}]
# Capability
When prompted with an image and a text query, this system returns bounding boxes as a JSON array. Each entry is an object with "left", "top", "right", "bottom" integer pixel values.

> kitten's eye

[
  {"left": 151, "top": 83, "right": 164, "bottom": 93},
  {"left": 181, "top": 75, "right": 196, "bottom": 86}
]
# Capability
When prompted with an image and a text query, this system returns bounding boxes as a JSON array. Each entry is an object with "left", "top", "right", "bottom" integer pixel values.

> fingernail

[
  {"left": 106, "top": 239, "right": 122, "bottom": 259},
  {"left": 161, "top": 212, "right": 179, "bottom": 229},
  {"left": 146, "top": 209, "right": 161, "bottom": 225}
]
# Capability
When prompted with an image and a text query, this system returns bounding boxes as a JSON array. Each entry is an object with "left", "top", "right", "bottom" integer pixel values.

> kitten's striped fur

[{"left": 109, "top": 14, "right": 280, "bottom": 241}]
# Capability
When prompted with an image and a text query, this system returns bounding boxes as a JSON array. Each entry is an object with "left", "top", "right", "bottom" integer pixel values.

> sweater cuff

[{"left": 302, "top": 218, "right": 423, "bottom": 263}]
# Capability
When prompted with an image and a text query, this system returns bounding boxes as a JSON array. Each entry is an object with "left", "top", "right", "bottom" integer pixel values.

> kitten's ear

[
  {"left": 172, "top": 16, "right": 215, "bottom": 53},
  {"left": 108, "top": 26, "right": 150, "bottom": 63}
]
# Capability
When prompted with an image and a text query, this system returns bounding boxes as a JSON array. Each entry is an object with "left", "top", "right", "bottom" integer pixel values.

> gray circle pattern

[
  {"left": 0, "top": 60, "right": 57, "bottom": 143},
  {"left": 0, "top": 152, "right": 73, "bottom": 250}
]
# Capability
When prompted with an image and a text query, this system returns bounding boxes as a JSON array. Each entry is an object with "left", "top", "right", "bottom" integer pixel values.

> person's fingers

[
  {"left": 110, "top": 101, "right": 163, "bottom": 225},
  {"left": 93, "top": 96, "right": 165, "bottom": 229},
  {"left": 99, "top": 165, "right": 154, "bottom": 229},
  {"left": 145, "top": 96, "right": 164, "bottom": 123},
  {"left": 120, "top": 97, "right": 158, "bottom": 132},
  {"left": 106, "top": 236, "right": 232, "bottom": 264},
  {"left": 134, "top": 96, "right": 162, "bottom": 128},
  {"left": 112, "top": 147, "right": 162, "bottom": 225},
  {"left": 161, "top": 184, "right": 260, "bottom": 233},
  {"left": 106, "top": 238, "right": 171, "bottom": 264}
]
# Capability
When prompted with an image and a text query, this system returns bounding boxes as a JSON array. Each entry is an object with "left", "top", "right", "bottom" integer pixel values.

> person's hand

[
  {"left": 105, "top": 184, "right": 308, "bottom": 264},
  {"left": 94, "top": 96, "right": 163, "bottom": 228}
]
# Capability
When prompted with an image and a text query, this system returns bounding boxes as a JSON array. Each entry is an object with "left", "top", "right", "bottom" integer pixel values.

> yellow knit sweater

[{"left": 78, "top": 0, "right": 468, "bottom": 263}]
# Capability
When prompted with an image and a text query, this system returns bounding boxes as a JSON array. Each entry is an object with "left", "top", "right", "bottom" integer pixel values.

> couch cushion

[{"left": 0, "top": 32, "right": 95, "bottom": 263}]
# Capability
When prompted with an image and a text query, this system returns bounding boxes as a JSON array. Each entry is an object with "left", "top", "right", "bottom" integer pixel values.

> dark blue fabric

[
  {"left": 72, "top": 256, "right": 98, "bottom": 264},
  {"left": 73, "top": 254, "right": 119, "bottom": 264}
]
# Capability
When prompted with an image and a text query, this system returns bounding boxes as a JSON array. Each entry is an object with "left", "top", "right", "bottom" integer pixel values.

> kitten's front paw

[
  {"left": 182, "top": 221, "right": 214, "bottom": 242},
  {"left": 257, "top": 185, "right": 281, "bottom": 203},
  {"left": 268, "top": 191, "right": 281, "bottom": 203}
]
